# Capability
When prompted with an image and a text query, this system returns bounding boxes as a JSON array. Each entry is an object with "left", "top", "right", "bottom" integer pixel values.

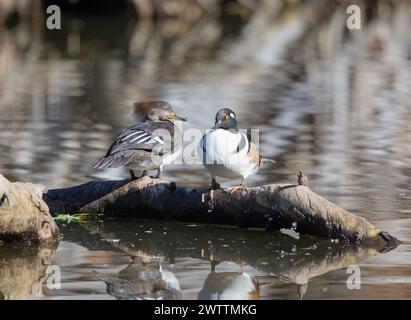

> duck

[
  {"left": 199, "top": 108, "right": 275, "bottom": 190},
  {"left": 94, "top": 101, "right": 186, "bottom": 180}
]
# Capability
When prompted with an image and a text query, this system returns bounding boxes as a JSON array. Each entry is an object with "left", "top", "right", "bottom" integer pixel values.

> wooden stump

[{"left": 0, "top": 174, "right": 59, "bottom": 242}]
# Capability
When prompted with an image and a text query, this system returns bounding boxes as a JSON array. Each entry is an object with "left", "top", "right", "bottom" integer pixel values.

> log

[
  {"left": 0, "top": 174, "right": 60, "bottom": 242},
  {"left": 44, "top": 173, "right": 400, "bottom": 249}
]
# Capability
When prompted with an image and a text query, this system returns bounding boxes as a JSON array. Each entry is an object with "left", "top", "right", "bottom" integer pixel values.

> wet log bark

[
  {"left": 44, "top": 174, "right": 400, "bottom": 248},
  {"left": 0, "top": 174, "right": 59, "bottom": 242}
]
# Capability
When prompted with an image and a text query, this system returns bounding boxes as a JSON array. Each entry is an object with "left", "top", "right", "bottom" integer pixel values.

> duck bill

[{"left": 168, "top": 113, "right": 186, "bottom": 121}]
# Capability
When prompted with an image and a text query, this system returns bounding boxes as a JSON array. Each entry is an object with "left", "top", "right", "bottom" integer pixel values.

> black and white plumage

[
  {"left": 199, "top": 108, "right": 275, "bottom": 190},
  {"left": 94, "top": 101, "right": 185, "bottom": 179}
]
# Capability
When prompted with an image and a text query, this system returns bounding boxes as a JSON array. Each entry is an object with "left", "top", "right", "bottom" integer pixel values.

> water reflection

[
  {"left": 56, "top": 220, "right": 385, "bottom": 300},
  {"left": 0, "top": 241, "right": 58, "bottom": 300},
  {"left": 95, "top": 262, "right": 182, "bottom": 300},
  {"left": 1, "top": 0, "right": 411, "bottom": 299},
  {"left": 198, "top": 270, "right": 260, "bottom": 300}
]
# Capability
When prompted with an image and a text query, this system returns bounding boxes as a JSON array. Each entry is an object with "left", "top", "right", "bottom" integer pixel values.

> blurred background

[{"left": 0, "top": 0, "right": 411, "bottom": 300}]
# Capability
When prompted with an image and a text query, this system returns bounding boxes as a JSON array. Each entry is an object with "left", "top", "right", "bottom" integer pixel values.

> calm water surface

[{"left": 0, "top": 1, "right": 410, "bottom": 299}]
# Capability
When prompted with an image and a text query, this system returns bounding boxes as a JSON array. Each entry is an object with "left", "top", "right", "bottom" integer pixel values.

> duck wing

[{"left": 93, "top": 122, "right": 175, "bottom": 169}]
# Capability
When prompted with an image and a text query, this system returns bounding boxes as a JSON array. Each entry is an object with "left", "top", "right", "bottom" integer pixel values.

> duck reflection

[
  {"left": 198, "top": 267, "right": 259, "bottom": 300},
  {"left": 95, "top": 258, "right": 181, "bottom": 300},
  {"left": 0, "top": 241, "right": 58, "bottom": 300}
]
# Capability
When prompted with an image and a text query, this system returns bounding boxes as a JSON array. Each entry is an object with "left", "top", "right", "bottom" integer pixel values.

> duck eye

[{"left": 224, "top": 115, "right": 229, "bottom": 120}]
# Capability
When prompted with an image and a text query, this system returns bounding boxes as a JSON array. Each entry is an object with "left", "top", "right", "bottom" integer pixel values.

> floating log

[
  {"left": 44, "top": 172, "right": 400, "bottom": 249},
  {"left": 0, "top": 174, "right": 59, "bottom": 242}
]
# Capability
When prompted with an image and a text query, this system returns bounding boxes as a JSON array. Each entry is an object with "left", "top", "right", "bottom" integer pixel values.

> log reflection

[
  {"left": 61, "top": 221, "right": 384, "bottom": 299},
  {"left": 0, "top": 241, "right": 58, "bottom": 299}
]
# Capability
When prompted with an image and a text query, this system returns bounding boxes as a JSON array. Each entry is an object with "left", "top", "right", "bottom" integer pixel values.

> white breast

[
  {"left": 208, "top": 129, "right": 244, "bottom": 158},
  {"left": 200, "top": 129, "right": 258, "bottom": 179}
]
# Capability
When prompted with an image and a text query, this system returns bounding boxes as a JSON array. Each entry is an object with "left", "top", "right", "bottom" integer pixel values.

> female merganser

[{"left": 94, "top": 101, "right": 186, "bottom": 180}]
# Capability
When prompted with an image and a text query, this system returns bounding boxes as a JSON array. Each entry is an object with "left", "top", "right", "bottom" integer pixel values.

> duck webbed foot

[{"left": 225, "top": 178, "right": 245, "bottom": 194}]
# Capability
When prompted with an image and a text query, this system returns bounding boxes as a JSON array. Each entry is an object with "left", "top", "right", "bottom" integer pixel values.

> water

[{"left": 0, "top": 1, "right": 411, "bottom": 299}]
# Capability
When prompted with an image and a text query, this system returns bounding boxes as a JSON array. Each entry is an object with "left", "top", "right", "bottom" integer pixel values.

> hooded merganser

[
  {"left": 94, "top": 101, "right": 186, "bottom": 180},
  {"left": 132, "top": 101, "right": 170, "bottom": 124},
  {"left": 199, "top": 108, "right": 275, "bottom": 191}
]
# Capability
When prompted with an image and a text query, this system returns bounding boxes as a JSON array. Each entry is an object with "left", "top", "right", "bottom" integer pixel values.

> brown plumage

[
  {"left": 248, "top": 142, "right": 262, "bottom": 169},
  {"left": 132, "top": 101, "right": 172, "bottom": 123}
]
